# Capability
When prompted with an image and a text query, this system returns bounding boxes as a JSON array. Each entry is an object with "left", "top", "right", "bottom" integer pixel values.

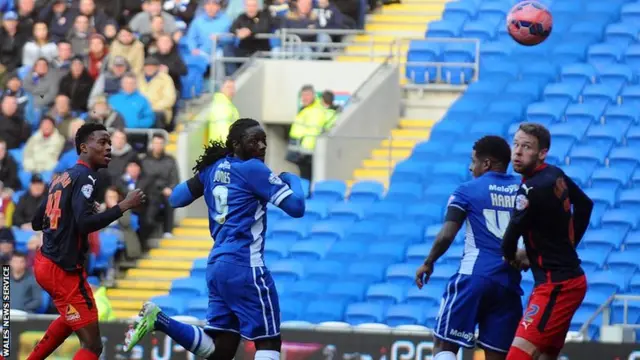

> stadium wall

[{"left": 314, "top": 62, "right": 401, "bottom": 182}]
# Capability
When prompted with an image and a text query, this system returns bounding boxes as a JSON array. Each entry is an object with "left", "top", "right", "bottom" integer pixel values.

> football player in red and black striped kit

[
  {"left": 502, "top": 123, "right": 594, "bottom": 360},
  {"left": 27, "top": 123, "right": 146, "bottom": 360}
]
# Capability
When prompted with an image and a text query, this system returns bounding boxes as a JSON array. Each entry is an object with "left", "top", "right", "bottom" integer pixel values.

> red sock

[
  {"left": 506, "top": 346, "right": 533, "bottom": 360},
  {"left": 73, "top": 348, "right": 99, "bottom": 360},
  {"left": 27, "top": 317, "right": 74, "bottom": 360}
]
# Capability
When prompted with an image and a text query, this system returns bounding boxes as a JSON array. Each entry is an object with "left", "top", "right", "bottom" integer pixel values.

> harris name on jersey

[{"left": 488, "top": 184, "right": 519, "bottom": 208}]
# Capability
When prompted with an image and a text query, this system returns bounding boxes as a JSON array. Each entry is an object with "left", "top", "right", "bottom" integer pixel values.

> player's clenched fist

[{"left": 121, "top": 189, "right": 147, "bottom": 210}]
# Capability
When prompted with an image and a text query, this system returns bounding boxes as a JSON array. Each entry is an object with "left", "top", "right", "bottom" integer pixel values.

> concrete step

[
  {"left": 371, "top": 148, "right": 411, "bottom": 160},
  {"left": 147, "top": 248, "right": 208, "bottom": 259},
  {"left": 125, "top": 268, "right": 190, "bottom": 280},
  {"left": 107, "top": 288, "right": 167, "bottom": 301},
  {"left": 158, "top": 239, "right": 212, "bottom": 250},
  {"left": 137, "top": 259, "right": 195, "bottom": 271},
  {"left": 380, "top": 139, "right": 418, "bottom": 148},
  {"left": 390, "top": 128, "right": 430, "bottom": 139},
  {"left": 115, "top": 279, "right": 172, "bottom": 291}
]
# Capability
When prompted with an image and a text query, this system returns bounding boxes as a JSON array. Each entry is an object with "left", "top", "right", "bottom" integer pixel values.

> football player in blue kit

[
  {"left": 124, "top": 118, "right": 306, "bottom": 360},
  {"left": 415, "top": 135, "right": 529, "bottom": 360}
]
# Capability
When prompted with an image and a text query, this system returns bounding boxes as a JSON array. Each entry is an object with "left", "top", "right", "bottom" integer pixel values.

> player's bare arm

[{"left": 415, "top": 220, "right": 461, "bottom": 289}]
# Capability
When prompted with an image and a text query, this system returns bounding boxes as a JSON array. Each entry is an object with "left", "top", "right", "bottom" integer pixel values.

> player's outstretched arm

[
  {"left": 31, "top": 198, "right": 48, "bottom": 231},
  {"left": 565, "top": 175, "right": 593, "bottom": 246},
  {"left": 169, "top": 175, "right": 205, "bottom": 208},
  {"left": 276, "top": 172, "right": 305, "bottom": 218},
  {"left": 244, "top": 160, "right": 305, "bottom": 218}
]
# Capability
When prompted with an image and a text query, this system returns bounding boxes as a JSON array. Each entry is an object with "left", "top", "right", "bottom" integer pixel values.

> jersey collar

[
  {"left": 77, "top": 160, "right": 91, "bottom": 169},
  {"left": 522, "top": 163, "right": 548, "bottom": 182}
]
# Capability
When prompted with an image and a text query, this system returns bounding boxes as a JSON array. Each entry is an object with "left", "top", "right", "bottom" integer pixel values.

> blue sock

[{"left": 155, "top": 312, "right": 215, "bottom": 357}]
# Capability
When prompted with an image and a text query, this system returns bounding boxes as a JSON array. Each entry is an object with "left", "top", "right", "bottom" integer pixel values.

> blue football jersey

[
  {"left": 448, "top": 171, "right": 523, "bottom": 293},
  {"left": 199, "top": 156, "right": 293, "bottom": 267}
]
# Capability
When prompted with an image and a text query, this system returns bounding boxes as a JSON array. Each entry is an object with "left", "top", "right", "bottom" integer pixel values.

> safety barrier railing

[{"left": 579, "top": 293, "right": 640, "bottom": 341}]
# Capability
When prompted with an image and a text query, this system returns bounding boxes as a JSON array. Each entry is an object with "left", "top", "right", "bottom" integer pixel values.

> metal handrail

[{"left": 579, "top": 293, "right": 640, "bottom": 341}]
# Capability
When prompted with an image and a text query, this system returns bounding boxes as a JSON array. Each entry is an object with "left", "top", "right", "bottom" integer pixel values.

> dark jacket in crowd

[
  {"left": 13, "top": 191, "right": 46, "bottom": 227},
  {"left": 9, "top": 270, "right": 43, "bottom": 313},
  {"left": 58, "top": 69, "right": 95, "bottom": 112},
  {"left": 153, "top": 49, "right": 187, "bottom": 91},
  {"left": 140, "top": 152, "right": 179, "bottom": 197},
  {"left": 0, "top": 28, "right": 26, "bottom": 72},
  {"left": 0, "top": 154, "right": 20, "bottom": 190},
  {"left": 0, "top": 113, "right": 30, "bottom": 149},
  {"left": 230, "top": 10, "right": 277, "bottom": 55},
  {"left": 107, "top": 142, "right": 138, "bottom": 184},
  {"left": 40, "top": 6, "right": 78, "bottom": 42}
]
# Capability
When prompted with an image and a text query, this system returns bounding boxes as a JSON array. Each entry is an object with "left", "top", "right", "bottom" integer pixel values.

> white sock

[
  {"left": 434, "top": 351, "right": 457, "bottom": 360},
  {"left": 191, "top": 325, "right": 216, "bottom": 358},
  {"left": 255, "top": 350, "right": 280, "bottom": 360}
]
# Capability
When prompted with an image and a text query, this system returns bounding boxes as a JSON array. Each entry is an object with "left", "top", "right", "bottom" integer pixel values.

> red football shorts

[
  {"left": 516, "top": 275, "right": 587, "bottom": 356},
  {"left": 33, "top": 251, "right": 98, "bottom": 331}
]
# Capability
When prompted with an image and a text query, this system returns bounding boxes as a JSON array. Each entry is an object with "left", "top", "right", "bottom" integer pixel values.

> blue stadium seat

[
  {"left": 588, "top": 43, "right": 624, "bottom": 69},
  {"left": 461, "top": 21, "right": 497, "bottom": 42},
  {"left": 486, "top": 100, "right": 526, "bottom": 122},
  {"left": 560, "top": 165, "right": 592, "bottom": 187},
  {"left": 406, "top": 43, "right": 440, "bottom": 84},
  {"left": 581, "top": 83, "right": 621, "bottom": 107},
  {"left": 442, "top": 245, "right": 464, "bottom": 265},
  {"left": 186, "top": 298, "right": 208, "bottom": 320},
  {"left": 561, "top": 63, "right": 596, "bottom": 85},
  {"left": 544, "top": 82, "right": 584, "bottom": 103},
  {"left": 270, "top": 220, "right": 309, "bottom": 242},
  {"left": 329, "top": 202, "right": 364, "bottom": 223},
  {"left": 589, "top": 270, "right": 629, "bottom": 293},
  {"left": 601, "top": 209, "right": 639, "bottom": 230},
  {"left": 432, "top": 162, "right": 468, "bottom": 183},
  {"left": 425, "top": 224, "right": 443, "bottom": 241},
  {"left": 579, "top": 248, "right": 610, "bottom": 272},
  {"left": 569, "top": 143, "right": 609, "bottom": 168},
  {"left": 392, "top": 161, "right": 430, "bottom": 184},
  {"left": 551, "top": 41, "right": 589, "bottom": 65},
  {"left": 626, "top": 126, "right": 640, "bottom": 147},
  {"left": 443, "top": 42, "right": 477, "bottom": 84},
  {"left": 428, "top": 264, "right": 460, "bottom": 289},
  {"left": 406, "top": 243, "right": 431, "bottom": 263},
  {"left": 301, "top": 178, "right": 310, "bottom": 198},
  {"left": 412, "top": 140, "right": 450, "bottom": 161},
  {"left": 545, "top": 137, "right": 574, "bottom": 165},
  {"left": 150, "top": 295, "right": 185, "bottom": 317},
  {"left": 170, "top": 277, "right": 205, "bottom": 298},
  {"left": 264, "top": 239, "right": 292, "bottom": 260},
  {"left": 582, "top": 228, "right": 625, "bottom": 251},
  {"left": 621, "top": 2, "right": 640, "bottom": 23},
  {"left": 520, "top": 60, "right": 558, "bottom": 84},
  {"left": 620, "top": 84, "right": 640, "bottom": 106},
  {"left": 630, "top": 274, "right": 640, "bottom": 293},
  {"left": 443, "top": 0, "right": 476, "bottom": 22},
  {"left": 481, "top": 61, "right": 520, "bottom": 81},
  {"left": 521, "top": 270, "right": 534, "bottom": 294},
  {"left": 431, "top": 121, "right": 468, "bottom": 142},
  {"left": 425, "top": 20, "right": 462, "bottom": 38},
  {"left": 347, "top": 261, "right": 387, "bottom": 283},
  {"left": 191, "top": 258, "right": 208, "bottom": 279},
  {"left": 504, "top": 80, "right": 543, "bottom": 104},
  {"left": 304, "top": 300, "right": 345, "bottom": 323},
  {"left": 289, "top": 240, "right": 333, "bottom": 261},
  {"left": 586, "top": 123, "right": 627, "bottom": 145},
  {"left": 310, "top": 221, "right": 345, "bottom": 242},
  {"left": 289, "top": 281, "right": 327, "bottom": 299},
  {"left": 599, "top": 64, "right": 634, "bottom": 88},
  {"left": 345, "top": 302, "right": 385, "bottom": 325},
  {"left": 585, "top": 187, "right": 617, "bottom": 207},
  {"left": 270, "top": 260, "right": 305, "bottom": 282},
  {"left": 405, "top": 203, "right": 443, "bottom": 225},
  {"left": 326, "top": 241, "right": 364, "bottom": 261},
  {"left": 304, "top": 200, "right": 330, "bottom": 221},
  {"left": 607, "top": 250, "right": 640, "bottom": 275},
  {"left": 570, "top": 309, "right": 601, "bottom": 339},
  {"left": 480, "top": 41, "right": 513, "bottom": 63},
  {"left": 633, "top": 168, "right": 640, "bottom": 187},
  {"left": 306, "top": 260, "right": 346, "bottom": 282},
  {"left": 605, "top": 22, "right": 639, "bottom": 47},
  {"left": 346, "top": 220, "right": 386, "bottom": 242},
  {"left": 366, "top": 283, "right": 405, "bottom": 306},
  {"left": 590, "top": 203, "right": 609, "bottom": 228},
  {"left": 405, "top": 283, "right": 441, "bottom": 307},
  {"left": 349, "top": 181, "right": 385, "bottom": 204},
  {"left": 424, "top": 184, "right": 460, "bottom": 207},
  {"left": 313, "top": 180, "right": 346, "bottom": 203},
  {"left": 526, "top": 101, "right": 567, "bottom": 123},
  {"left": 385, "top": 304, "right": 425, "bottom": 327},
  {"left": 385, "top": 182, "right": 423, "bottom": 203},
  {"left": 94, "top": 233, "right": 119, "bottom": 271},
  {"left": 386, "top": 221, "right": 424, "bottom": 244},
  {"left": 591, "top": 166, "right": 632, "bottom": 188},
  {"left": 364, "top": 201, "right": 405, "bottom": 222},
  {"left": 624, "top": 44, "right": 640, "bottom": 75},
  {"left": 609, "top": 147, "right": 640, "bottom": 169},
  {"left": 625, "top": 231, "right": 640, "bottom": 251},
  {"left": 565, "top": 103, "right": 606, "bottom": 124},
  {"left": 267, "top": 204, "right": 286, "bottom": 221},
  {"left": 619, "top": 189, "right": 640, "bottom": 212},
  {"left": 280, "top": 297, "right": 305, "bottom": 321},
  {"left": 581, "top": 290, "right": 613, "bottom": 314},
  {"left": 367, "top": 241, "right": 406, "bottom": 263},
  {"left": 326, "top": 281, "right": 367, "bottom": 303},
  {"left": 604, "top": 104, "right": 637, "bottom": 126},
  {"left": 386, "top": 263, "right": 417, "bottom": 286}
]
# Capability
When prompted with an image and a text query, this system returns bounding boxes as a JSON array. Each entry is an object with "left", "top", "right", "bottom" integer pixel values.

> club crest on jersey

[
  {"left": 81, "top": 184, "right": 94, "bottom": 199},
  {"left": 268, "top": 173, "right": 283, "bottom": 185},
  {"left": 515, "top": 194, "right": 528, "bottom": 211}
]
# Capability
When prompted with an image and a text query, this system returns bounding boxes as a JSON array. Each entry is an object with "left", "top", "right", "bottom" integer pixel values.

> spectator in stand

[
  {"left": 315, "top": 0, "right": 355, "bottom": 39},
  {"left": 12, "top": 173, "right": 47, "bottom": 230},
  {"left": 78, "top": 0, "right": 118, "bottom": 38},
  {"left": 139, "top": 15, "right": 166, "bottom": 52},
  {"left": 208, "top": 78, "right": 238, "bottom": 141},
  {"left": 149, "top": 33, "right": 187, "bottom": 92},
  {"left": 225, "top": 0, "right": 276, "bottom": 75},
  {"left": 23, "top": 116, "right": 65, "bottom": 173},
  {"left": 112, "top": 0, "right": 144, "bottom": 26},
  {"left": 58, "top": 56, "right": 95, "bottom": 112},
  {"left": 40, "top": 0, "right": 77, "bottom": 42},
  {"left": 186, "top": 0, "right": 232, "bottom": 59},
  {"left": 141, "top": 134, "right": 178, "bottom": 238},
  {"left": 53, "top": 118, "right": 84, "bottom": 174},
  {"left": 0, "top": 232, "right": 15, "bottom": 266},
  {"left": 108, "top": 129, "right": 138, "bottom": 184},
  {"left": 47, "top": 94, "right": 76, "bottom": 139},
  {"left": 87, "top": 276, "right": 116, "bottom": 320},
  {"left": 101, "top": 186, "right": 142, "bottom": 260},
  {"left": 116, "top": 158, "right": 151, "bottom": 244},
  {"left": 26, "top": 232, "right": 43, "bottom": 267},
  {"left": 9, "top": 252, "right": 43, "bottom": 313},
  {"left": 108, "top": 72, "right": 156, "bottom": 128},
  {"left": 0, "top": 12, "right": 25, "bottom": 86},
  {"left": 16, "top": 0, "right": 37, "bottom": 40},
  {"left": 163, "top": 0, "right": 199, "bottom": 26},
  {"left": 0, "top": 184, "right": 16, "bottom": 223},
  {"left": 0, "top": 139, "right": 20, "bottom": 191},
  {"left": 51, "top": 41, "right": 74, "bottom": 75},
  {"left": 87, "top": 33, "right": 110, "bottom": 80},
  {"left": 88, "top": 55, "right": 129, "bottom": 107},
  {"left": 68, "top": 14, "right": 91, "bottom": 56},
  {"left": 268, "top": 0, "right": 290, "bottom": 18},
  {"left": 282, "top": 0, "right": 333, "bottom": 57},
  {"left": 1, "top": 75, "right": 30, "bottom": 117},
  {"left": 0, "top": 0, "right": 14, "bottom": 12},
  {"left": 130, "top": 0, "right": 180, "bottom": 40},
  {"left": 22, "top": 22, "right": 58, "bottom": 68},
  {"left": 330, "top": 0, "right": 360, "bottom": 29},
  {"left": 23, "top": 58, "right": 61, "bottom": 109},
  {"left": 138, "top": 56, "right": 176, "bottom": 129},
  {"left": 109, "top": 26, "right": 145, "bottom": 75},
  {"left": 85, "top": 96, "right": 125, "bottom": 128},
  {"left": 0, "top": 96, "right": 30, "bottom": 149}
]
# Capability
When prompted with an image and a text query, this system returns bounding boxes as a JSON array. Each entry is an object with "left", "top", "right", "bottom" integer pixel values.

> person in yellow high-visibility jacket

[
  {"left": 88, "top": 277, "right": 116, "bottom": 322},
  {"left": 287, "top": 85, "right": 328, "bottom": 181},
  {"left": 208, "top": 79, "right": 239, "bottom": 142}
]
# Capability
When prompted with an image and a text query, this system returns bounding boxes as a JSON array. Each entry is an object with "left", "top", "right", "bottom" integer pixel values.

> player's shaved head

[{"left": 473, "top": 135, "right": 511, "bottom": 169}]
